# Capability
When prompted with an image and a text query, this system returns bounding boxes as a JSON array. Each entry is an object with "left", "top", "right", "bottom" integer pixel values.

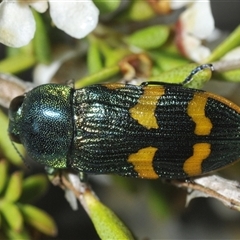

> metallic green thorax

[{"left": 8, "top": 84, "right": 73, "bottom": 168}]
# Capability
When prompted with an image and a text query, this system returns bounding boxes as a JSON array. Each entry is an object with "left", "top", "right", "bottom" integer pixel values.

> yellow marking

[
  {"left": 187, "top": 93, "right": 213, "bottom": 135},
  {"left": 128, "top": 146, "right": 158, "bottom": 179},
  {"left": 202, "top": 91, "right": 240, "bottom": 114},
  {"left": 129, "top": 86, "right": 164, "bottom": 129},
  {"left": 183, "top": 143, "right": 211, "bottom": 176},
  {"left": 102, "top": 83, "right": 125, "bottom": 90}
]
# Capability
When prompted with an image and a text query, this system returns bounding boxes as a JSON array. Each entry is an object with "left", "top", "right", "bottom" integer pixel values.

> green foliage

[
  {"left": 19, "top": 204, "right": 57, "bottom": 236},
  {"left": 206, "top": 25, "right": 240, "bottom": 62},
  {"left": 87, "top": 37, "right": 103, "bottom": 74},
  {"left": 125, "top": 25, "right": 170, "bottom": 50},
  {"left": 32, "top": 10, "right": 52, "bottom": 64},
  {"left": 0, "top": 160, "right": 56, "bottom": 239},
  {"left": 150, "top": 63, "right": 213, "bottom": 89},
  {"left": 0, "top": 110, "right": 24, "bottom": 166},
  {"left": 119, "top": 0, "right": 155, "bottom": 21},
  {"left": 83, "top": 190, "right": 134, "bottom": 240},
  {"left": 93, "top": 0, "right": 121, "bottom": 14},
  {"left": 0, "top": 45, "right": 36, "bottom": 74}
]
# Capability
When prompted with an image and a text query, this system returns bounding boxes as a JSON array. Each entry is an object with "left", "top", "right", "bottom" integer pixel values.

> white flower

[
  {"left": 175, "top": 0, "right": 215, "bottom": 63},
  {"left": 0, "top": 0, "right": 99, "bottom": 48}
]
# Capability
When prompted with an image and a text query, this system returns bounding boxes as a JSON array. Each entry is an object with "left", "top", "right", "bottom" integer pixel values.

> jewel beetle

[{"left": 8, "top": 65, "right": 240, "bottom": 179}]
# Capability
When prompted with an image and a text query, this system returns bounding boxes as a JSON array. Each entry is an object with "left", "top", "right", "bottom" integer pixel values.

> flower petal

[
  {"left": 0, "top": 1, "right": 35, "bottom": 47},
  {"left": 170, "top": 0, "right": 191, "bottom": 10},
  {"left": 175, "top": 0, "right": 214, "bottom": 62},
  {"left": 29, "top": 1, "right": 48, "bottom": 13},
  {"left": 180, "top": 1, "right": 214, "bottom": 39},
  {"left": 33, "top": 62, "right": 62, "bottom": 86},
  {"left": 176, "top": 31, "right": 211, "bottom": 63},
  {"left": 49, "top": 0, "right": 99, "bottom": 39}
]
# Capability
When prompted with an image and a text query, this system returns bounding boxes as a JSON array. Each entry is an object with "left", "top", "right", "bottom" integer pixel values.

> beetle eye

[
  {"left": 9, "top": 132, "right": 21, "bottom": 143},
  {"left": 9, "top": 96, "right": 25, "bottom": 121}
]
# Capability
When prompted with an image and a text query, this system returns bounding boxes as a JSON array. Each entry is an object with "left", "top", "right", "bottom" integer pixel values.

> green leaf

[
  {"left": 214, "top": 69, "right": 240, "bottom": 82},
  {"left": 20, "top": 174, "right": 49, "bottom": 203},
  {"left": 150, "top": 63, "right": 212, "bottom": 89},
  {"left": 19, "top": 204, "right": 57, "bottom": 236},
  {"left": 75, "top": 65, "right": 120, "bottom": 88},
  {"left": 6, "top": 42, "right": 33, "bottom": 58},
  {"left": 87, "top": 38, "right": 103, "bottom": 74},
  {"left": 0, "top": 43, "right": 36, "bottom": 73},
  {"left": 5, "top": 226, "right": 30, "bottom": 240},
  {"left": 0, "top": 110, "right": 25, "bottom": 166},
  {"left": 4, "top": 171, "right": 23, "bottom": 202},
  {"left": 83, "top": 190, "right": 134, "bottom": 240},
  {"left": 32, "top": 10, "right": 51, "bottom": 64},
  {"left": 206, "top": 25, "right": 240, "bottom": 62},
  {"left": 93, "top": 0, "right": 121, "bottom": 14},
  {"left": 0, "top": 201, "right": 23, "bottom": 232},
  {"left": 150, "top": 50, "right": 190, "bottom": 72},
  {"left": 148, "top": 186, "right": 170, "bottom": 218},
  {"left": 125, "top": 25, "right": 170, "bottom": 50},
  {"left": 0, "top": 160, "right": 8, "bottom": 195},
  {"left": 96, "top": 40, "right": 130, "bottom": 67},
  {"left": 105, "top": 49, "right": 131, "bottom": 67},
  {"left": 120, "top": 0, "right": 155, "bottom": 21},
  {"left": 0, "top": 53, "right": 36, "bottom": 74}
]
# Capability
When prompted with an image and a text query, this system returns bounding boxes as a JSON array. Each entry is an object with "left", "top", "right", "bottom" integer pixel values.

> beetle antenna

[
  {"left": 11, "top": 141, "right": 28, "bottom": 166},
  {"left": 182, "top": 64, "right": 214, "bottom": 85}
]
